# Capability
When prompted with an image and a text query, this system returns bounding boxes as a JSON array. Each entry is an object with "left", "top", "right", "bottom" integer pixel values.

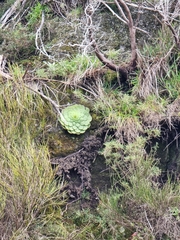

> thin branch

[
  {"left": 101, "top": 0, "right": 149, "bottom": 35},
  {"left": 115, "top": 0, "right": 129, "bottom": 23},
  {"left": 101, "top": 0, "right": 127, "bottom": 25},
  {"left": 24, "top": 83, "right": 61, "bottom": 116},
  {"left": 85, "top": 4, "right": 119, "bottom": 72},
  {"left": 117, "top": 0, "right": 137, "bottom": 66},
  {"left": 0, "top": 0, "right": 26, "bottom": 29},
  {"left": 35, "top": 11, "right": 54, "bottom": 60},
  {"left": 165, "top": 21, "right": 180, "bottom": 49},
  {"left": 85, "top": 0, "right": 137, "bottom": 80},
  {"left": 128, "top": 0, "right": 180, "bottom": 49}
]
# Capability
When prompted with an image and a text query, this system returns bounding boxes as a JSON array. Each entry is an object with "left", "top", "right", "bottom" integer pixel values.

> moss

[
  {"left": 103, "top": 69, "right": 118, "bottom": 83},
  {"left": 47, "top": 131, "right": 84, "bottom": 157}
]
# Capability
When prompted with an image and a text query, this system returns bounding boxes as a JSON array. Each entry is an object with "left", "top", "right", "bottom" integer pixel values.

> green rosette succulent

[{"left": 59, "top": 104, "right": 92, "bottom": 135}]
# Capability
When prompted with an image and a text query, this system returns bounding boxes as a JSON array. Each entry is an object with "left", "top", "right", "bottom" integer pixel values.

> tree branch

[
  {"left": 0, "top": 0, "right": 25, "bottom": 29},
  {"left": 0, "top": 55, "right": 13, "bottom": 80},
  {"left": 85, "top": 0, "right": 137, "bottom": 80},
  {"left": 116, "top": 0, "right": 137, "bottom": 68},
  {"left": 136, "top": 0, "right": 180, "bottom": 50}
]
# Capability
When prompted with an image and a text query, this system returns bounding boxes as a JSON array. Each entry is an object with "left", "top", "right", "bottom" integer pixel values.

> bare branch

[
  {"left": 85, "top": 0, "right": 137, "bottom": 80},
  {"left": 24, "top": 83, "right": 61, "bottom": 116},
  {"left": 35, "top": 11, "right": 54, "bottom": 60},
  {"left": 116, "top": 0, "right": 137, "bottom": 67},
  {"left": 0, "top": 55, "right": 13, "bottom": 80},
  {"left": 155, "top": 0, "right": 180, "bottom": 49},
  {"left": 101, "top": 0, "right": 149, "bottom": 35},
  {"left": 115, "top": 0, "right": 129, "bottom": 23},
  {"left": 0, "top": 0, "right": 26, "bottom": 29},
  {"left": 165, "top": 21, "right": 180, "bottom": 49},
  {"left": 132, "top": 0, "right": 180, "bottom": 49},
  {"left": 101, "top": 0, "right": 127, "bottom": 24}
]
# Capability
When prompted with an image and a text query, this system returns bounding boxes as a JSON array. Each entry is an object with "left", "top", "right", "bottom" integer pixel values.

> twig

[
  {"left": 115, "top": 0, "right": 129, "bottom": 23},
  {"left": 116, "top": 0, "right": 137, "bottom": 66},
  {"left": 101, "top": 0, "right": 127, "bottom": 24},
  {"left": 24, "top": 83, "right": 61, "bottom": 116},
  {"left": 85, "top": 0, "right": 137, "bottom": 80},
  {"left": 144, "top": 210, "right": 154, "bottom": 233},
  {"left": 35, "top": 11, "right": 54, "bottom": 60},
  {"left": 0, "top": 0, "right": 25, "bottom": 29},
  {"left": 0, "top": 55, "right": 13, "bottom": 80}
]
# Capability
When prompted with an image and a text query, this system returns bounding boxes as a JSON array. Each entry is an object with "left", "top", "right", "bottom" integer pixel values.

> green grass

[
  {"left": 141, "top": 28, "right": 173, "bottom": 59},
  {"left": 0, "top": 68, "right": 69, "bottom": 239},
  {"left": 26, "top": 2, "right": 50, "bottom": 29},
  {"left": 99, "top": 136, "right": 180, "bottom": 239},
  {"left": 163, "top": 61, "right": 180, "bottom": 100},
  {"left": 94, "top": 90, "right": 143, "bottom": 142},
  {"left": 37, "top": 54, "right": 101, "bottom": 80},
  {"left": 1, "top": 34, "right": 180, "bottom": 240},
  {"left": 91, "top": 60, "right": 180, "bottom": 237}
]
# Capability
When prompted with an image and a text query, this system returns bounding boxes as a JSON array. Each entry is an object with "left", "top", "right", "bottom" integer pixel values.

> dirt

[{"left": 50, "top": 133, "right": 105, "bottom": 209}]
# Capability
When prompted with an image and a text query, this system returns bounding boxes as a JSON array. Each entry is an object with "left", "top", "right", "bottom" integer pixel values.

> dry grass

[
  {"left": 94, "top": 90, "right": 143, "bottom": 143},
  {"left": 134, "top": 27, "right": 174, "bottom": 99},
  {"left": 137, "top": 52, "right": 170, "bottom": 99}
]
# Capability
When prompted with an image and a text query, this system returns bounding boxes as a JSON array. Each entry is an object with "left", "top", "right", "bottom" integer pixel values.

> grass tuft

[{"left": 0, "top": 69, "right": 68, "bottom": 239}]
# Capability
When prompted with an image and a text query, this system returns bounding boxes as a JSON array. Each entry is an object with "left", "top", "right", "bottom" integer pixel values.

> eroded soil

[{"left": 50, "top": 133, "right": 106, "bottom": 208}]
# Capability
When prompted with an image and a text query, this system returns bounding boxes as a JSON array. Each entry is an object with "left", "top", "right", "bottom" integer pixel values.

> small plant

[
  {"left": 26, "top": 2, "right": 50, "bottom": 29},
  {"left": 44, "top": 54, "right": 101, "bottom": 79},
  {"left": 59, "top": 104, "right": 92, "bottom": 135},
  {"left": 170, "top": 207, "right": 180, "bottom": 220}
]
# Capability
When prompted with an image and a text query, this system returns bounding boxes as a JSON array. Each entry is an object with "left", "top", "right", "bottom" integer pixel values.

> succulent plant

[{"left": 59, "top": 104, "right": 92, "bottom": 135}]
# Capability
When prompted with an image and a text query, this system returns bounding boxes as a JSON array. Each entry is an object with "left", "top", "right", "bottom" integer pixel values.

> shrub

[{"left": 0, "top": 24, "right": 35, "bottom": 61}]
